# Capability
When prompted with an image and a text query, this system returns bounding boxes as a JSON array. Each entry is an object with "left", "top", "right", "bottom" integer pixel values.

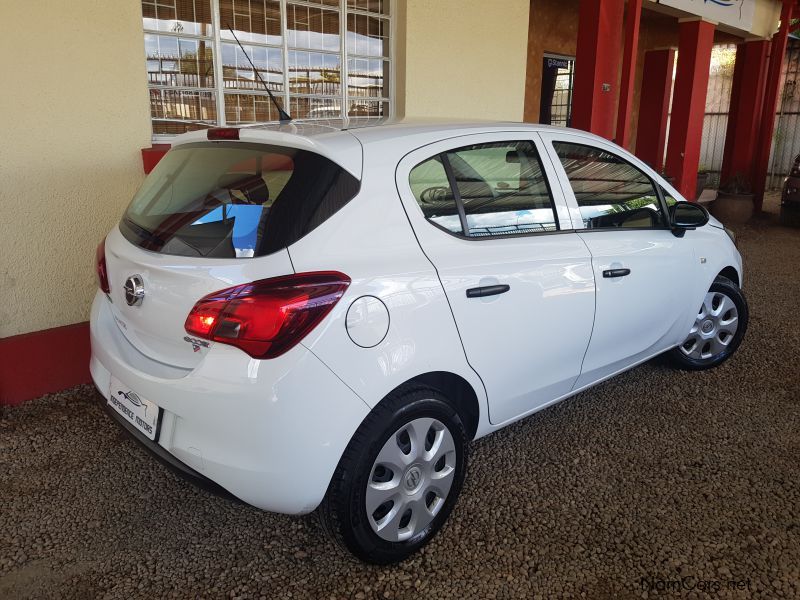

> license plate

[{"left": 108, "top": 378, "right": 161, "bottom": 441}]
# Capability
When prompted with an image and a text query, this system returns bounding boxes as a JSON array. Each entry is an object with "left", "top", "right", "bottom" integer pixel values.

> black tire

[
  {"left": 668, "top": 275, "right": 748, "bottom": 370},
  {"left": 319, "top": 386, "right": 468, "bottom": 564}
]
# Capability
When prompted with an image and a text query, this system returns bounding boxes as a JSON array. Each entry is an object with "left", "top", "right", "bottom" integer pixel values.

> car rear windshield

[{"left": 120, "top": 142, "right": 360, "bottom": 258}]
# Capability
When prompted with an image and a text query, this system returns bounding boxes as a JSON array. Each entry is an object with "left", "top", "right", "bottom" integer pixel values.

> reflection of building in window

[
  {"left": 142, "top": 0, "right": 392, "bottom": 138},
  {"left": 539, "top": 54, "right": 574, "bottom": 127}
]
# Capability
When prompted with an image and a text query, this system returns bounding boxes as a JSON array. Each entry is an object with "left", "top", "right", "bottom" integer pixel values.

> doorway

[{"left": 540, "top": 54, "right": 575, "bottom": 127}]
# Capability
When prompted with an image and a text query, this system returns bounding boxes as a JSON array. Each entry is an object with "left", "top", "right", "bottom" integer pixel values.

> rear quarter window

[{"left": 120, "top": 142, "right": 359, "bottom": 258}]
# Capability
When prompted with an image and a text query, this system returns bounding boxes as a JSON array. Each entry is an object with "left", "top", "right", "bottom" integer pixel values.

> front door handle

[
  {"left": 602, "top": 268, "right": 631, "bottom": 278},
  {"left": 466, "top": 284, "right": 510, "bottom": 298}
]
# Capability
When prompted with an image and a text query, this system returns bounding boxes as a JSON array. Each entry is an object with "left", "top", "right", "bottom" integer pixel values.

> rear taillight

[
  {"left": 96, "top": 238, "right": 110, "bottom": 293},
  {"left": 184, "top": 272, "right": 350, "bottom": 359}
]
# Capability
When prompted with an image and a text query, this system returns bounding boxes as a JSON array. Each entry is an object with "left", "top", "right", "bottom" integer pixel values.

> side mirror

[{"left": 670, "top": 201, "right": 709, "bottom": 237}]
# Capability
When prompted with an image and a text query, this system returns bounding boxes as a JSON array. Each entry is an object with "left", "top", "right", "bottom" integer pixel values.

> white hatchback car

[{"left": 91, "top": 120, "right": 747, "bottom": 564}]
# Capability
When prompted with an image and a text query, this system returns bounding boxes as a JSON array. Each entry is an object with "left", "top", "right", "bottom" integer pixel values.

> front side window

[
  {"left": 142, "top": 0, "right": 391, "bottom": 138},
  {"left": 553, "top": 142, "right": 666, "bottom": 230},
  {"left": 121, "top": 142, "right": 359, "bottom": 258},
  {"left": 409, "top": 141, "right": 558, "bottom": 238}
]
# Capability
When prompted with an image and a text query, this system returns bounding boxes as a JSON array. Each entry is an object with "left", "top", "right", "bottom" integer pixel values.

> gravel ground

[{"left": 2, "top": 195, "right": 799, "bottom": 599}]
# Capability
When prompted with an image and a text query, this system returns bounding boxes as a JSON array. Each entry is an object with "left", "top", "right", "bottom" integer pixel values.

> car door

[
  {"left": 395, "top": 133, "right": 595, "bottom": 425},
  {"left": 539, "top": 132, "right": 699, "bottom": 389}
]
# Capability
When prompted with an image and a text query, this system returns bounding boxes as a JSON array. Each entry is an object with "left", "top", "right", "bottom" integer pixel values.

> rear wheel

[
  {"left": 668, "top": 276, "right": 748, "bottom": 370},
  {"left": 319, "top": 387, "right": 468, "bottom": 564}
]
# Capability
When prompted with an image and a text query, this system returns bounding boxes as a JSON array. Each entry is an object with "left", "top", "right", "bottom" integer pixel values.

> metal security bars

[
  {"left": 767, "top": 38, "right": 800, "bottom": 189},
  {"left": 698, "top": 44, "right": 736, "bottom": 189},
  {"left": 688, "top": 41, "right": 800, "bottom": 191},
  {"left": 142, "top": 0, "right": 392, "bottom": 139},
  {"left": 548, "top": 56, "right": 574, "bottom": 127}
]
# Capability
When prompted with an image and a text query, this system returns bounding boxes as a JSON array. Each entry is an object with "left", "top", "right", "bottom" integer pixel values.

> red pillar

[
  {"left": 665, "top": 19, "right": 715, "bottom": 201},
  {"left": 753, "top": 0, "right": 794, "bottom": 211},
  {"left": 616, "top": 0, "right": 643, "bottom": 149},
  {"left": 635, "top": 48, "right": 676, "bottom": 173},
  {"left": 571, "top": 0, "right": 625, "bottom": 139},
  {"left": 720, "top": 40, "right": 770, "bottom": 190}
]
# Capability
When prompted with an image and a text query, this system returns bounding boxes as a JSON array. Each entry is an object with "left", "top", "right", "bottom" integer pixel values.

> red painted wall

[
  {"left": 0, "top": 323, "right": 91, "bottom": 406},
  {"left": 571, "top": 0, "right": 625, "bottom": 139},
  {"left": 635, "top": 48, "right": 676, "bottom": 173},
  {"left": 142, "top": 145, "right": 170, "bottom": 174},
  {"left": 665, "top": 19, "right": 715, "bottom": 201},
  {"left": 720, "top": 40, "right": 769, "bottom": 190}
]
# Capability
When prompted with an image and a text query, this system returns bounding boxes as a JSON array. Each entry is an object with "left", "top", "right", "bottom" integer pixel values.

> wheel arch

[
  {"left": 717, "top": 266, "right": 740, "bottom": 286},
  {"left": 385, "top": 371, "right": 481, "bottom": 440}
]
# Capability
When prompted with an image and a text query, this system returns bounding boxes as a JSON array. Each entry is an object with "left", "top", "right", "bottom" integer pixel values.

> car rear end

[
  {"left": 90, "top": 127, "right": 370, "bottom": 513},
  {"left": 780, "top": 154, "right": 800, "bottom": 225}
]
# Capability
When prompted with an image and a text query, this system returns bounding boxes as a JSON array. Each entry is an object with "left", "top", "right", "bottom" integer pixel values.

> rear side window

[
  {"left": 409, "top": 141, "right": 558, "bottom": 238},
  {"left": 408, "top": 156, "right": 462, "bottom": 234},
  {"left": 120, "top": 142, "right": 359, "bottom": 258},
  {"left": 553, "top": 142, "right": 666, "bottom": 229}
]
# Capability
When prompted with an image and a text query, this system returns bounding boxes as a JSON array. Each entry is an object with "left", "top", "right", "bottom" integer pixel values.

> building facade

[{"left": 0, "top": 0, "right": 791, "bottom": 403}]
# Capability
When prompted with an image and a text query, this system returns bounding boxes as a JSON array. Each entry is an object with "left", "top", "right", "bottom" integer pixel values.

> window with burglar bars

[{"left": 142, "top": 0, "right": 391, "bottom": 138}]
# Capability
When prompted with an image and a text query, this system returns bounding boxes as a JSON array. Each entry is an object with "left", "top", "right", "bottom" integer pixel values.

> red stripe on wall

[
  {"left": 0, "top": 322, "right": 91, "bottom": 406},
  {"left": 141, "top": 145, "right": 170, "bottom": 174}
]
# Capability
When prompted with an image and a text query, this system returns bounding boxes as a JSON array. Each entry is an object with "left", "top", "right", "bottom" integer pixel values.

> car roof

[
  {"left": 243, "top": 117, "right": 604, "bottom": 142},
  {"left": 168, "top": 118, "right": 610, "bottom": 178}
]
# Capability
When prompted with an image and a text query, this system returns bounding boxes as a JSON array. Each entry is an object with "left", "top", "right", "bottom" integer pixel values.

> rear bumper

[
  {"left": 90, "top": 291, "right": 370, "bottom": 514},
  {"left": 97, "top": 387, "right": 241, "bottom": 502}
]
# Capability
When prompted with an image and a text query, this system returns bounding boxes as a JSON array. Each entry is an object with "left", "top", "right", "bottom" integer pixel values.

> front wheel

[
  {"left": 668, "top": 275, "right": 748, "bottom": 370},
  {"left": 319, "top": 387, "right": 468, "bottom": 564}
]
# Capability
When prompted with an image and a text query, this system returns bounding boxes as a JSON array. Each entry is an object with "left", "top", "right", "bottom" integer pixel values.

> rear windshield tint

[{"left": 120, "top": 142, "right": 359, "bottom": 258}]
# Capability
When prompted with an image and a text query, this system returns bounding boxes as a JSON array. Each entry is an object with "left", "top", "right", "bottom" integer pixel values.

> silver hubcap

[
  {"left": 366, "top": 417, "right": 457, "bottom": 542},
  {"left": 680, "top": 291, "right": 739, "bottom": 360}
]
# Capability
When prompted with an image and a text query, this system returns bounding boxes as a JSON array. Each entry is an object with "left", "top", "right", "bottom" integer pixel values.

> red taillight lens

[
  {"left": 96, "top": 238, "right": 110, "bottom": 293},
  {"left": 184, "top": 272, "right": 350, "bottom": 359}
]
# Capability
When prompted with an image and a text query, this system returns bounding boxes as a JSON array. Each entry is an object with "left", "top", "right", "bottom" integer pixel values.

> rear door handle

[
  {"left": 466, "top": 284, "right": 510, "bottom": 298},
  {"left": 602, "top": 268, "right": 631, "bottom": 278}
]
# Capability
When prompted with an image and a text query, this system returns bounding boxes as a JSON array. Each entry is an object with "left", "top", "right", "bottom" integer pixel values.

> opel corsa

[{"left": 91, "top": 120, "right": 748, "bottom": 563}]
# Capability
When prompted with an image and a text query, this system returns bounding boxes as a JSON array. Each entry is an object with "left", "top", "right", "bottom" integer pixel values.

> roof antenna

[{"left": 227, "top": 25, "right": 292, "bottom": 123}]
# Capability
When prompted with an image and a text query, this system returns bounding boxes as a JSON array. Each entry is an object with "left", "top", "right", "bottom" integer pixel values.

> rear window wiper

[{"left": 123, "top": 216, "right": 165, "bottom": 247}]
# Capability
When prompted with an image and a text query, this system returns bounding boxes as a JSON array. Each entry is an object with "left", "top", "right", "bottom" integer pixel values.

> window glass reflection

[
  {"left": 347, "top": 13, "right": 387, "bottom": 57},
  {"left": 220, "top": 0, "right": 282, "bottom": 45},
  {"left": 448, "top": 142, "right": 558, "bottom": 237},
  {"left": 221, "top": 43, "right": 284, "bottom": 91},
  {"left": 142, "top": 0, "right": 213, "bottom": 36},
  {"left": 347, "top": 58, "right": 388, "bottom": 99},
  {"left": 142, "top": 0, "right": 391, "bottom": 136},
  {"left": 225, "top": 93, "right": 287, "bottom": 124},
  {"left": 554, "top": 142, "right": 665, "bottom": 229},
  {"left": 287, "top": 3, "right": 340, "bottom": 51}
]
